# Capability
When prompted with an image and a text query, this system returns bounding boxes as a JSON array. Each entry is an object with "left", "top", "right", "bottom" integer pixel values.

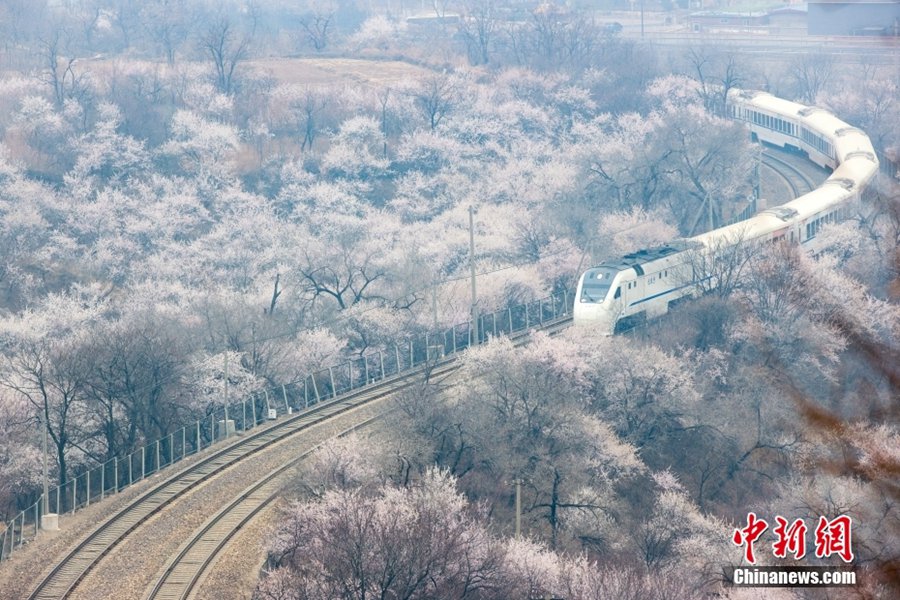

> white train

[{"left": 573, "top": 89, "right": 880, "bottom": 333}]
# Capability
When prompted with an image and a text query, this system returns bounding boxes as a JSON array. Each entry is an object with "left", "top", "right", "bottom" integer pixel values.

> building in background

[
  {"left": 768, "top": 4, "right": 809, "bottom": 34},
  {"left": 808, "top": 0, "right": 900, "bottom": 35}
]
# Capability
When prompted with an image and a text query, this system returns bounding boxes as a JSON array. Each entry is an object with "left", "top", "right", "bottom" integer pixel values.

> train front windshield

[{"left": 580, "top": 268, "right": 618, "bottom": 303}]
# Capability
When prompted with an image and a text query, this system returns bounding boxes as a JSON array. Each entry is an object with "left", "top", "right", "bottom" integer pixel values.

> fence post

[
  {"left": 243, "top": 399, "right": 247, "bottom": 430},
  {"left": 56, "top": 485, "right": 61, "bottom": 514},
  {"left": 18, "top": 513, "right": 24, "bottom": 547},
  {"left": 493, "top": 313, "right": 497, "bottom": 336},
  {"left": 211, "top": 413, "right": 216, "bottom": 443},
  {"left": 34, "top": 501, "right": 39, "bottom": 536},
  {"left": 364, "top": 356, "right": 369, "bottom": 384},
  {"left": 101, "top": 464, "right": 105, "bottom": 501},
  {"left": 312, "top": 375, "right": 320, "bottom": 404},
  {"left": 182, "top": 427, "right": 186, "bottom": 460},
  {"left": 328, "top": 368, "right": 336, "bottom": 399},
  {"left": 86, "top": 471, "right": 91, "bottom": 507},
  {"left": 348, "top": 361, "right": 353, "bottom": 390},
  {"left": 72, "top": 476, "right": 76, "bottom": 514},
  {"left": 141, "top": 446, "right": 146, "bottom": 480},
  {"left": 452, "top": 329, "right": 457, "bottom": 353},
  {"left": 196, "top": 421, "right": 201, "bottom": 453},
  {"left": 539, "top": 299, "right": 543, "bottom": 325},
  {"left": 114, "top": 458, "right": 118, "bottom": 494},
  {"left": 563, "top": 289, "right": 569, "bottom": 314},
  {"left": 282, "top": 385, "right": 289, "bottom": 412},
  {"left": 395, "top": 345, "right": 402, "bottom": 373},
  {"left": 128, "top": 453, "right": 133, "bottom": 487},
  {"left": 379, "top": 352, "right": 385, "bottom": 380},
  {"left": 251, "top": 397, "right": 257, "bottom": 425},
  {"left": 508, "top": 307, "right": 513, "bottom": 332},
  {"left": 168, "top": 433, "right": 174, "bottom": 466},
  {"left": 155, "top": 439, "right": 160, "bottom": 473}
]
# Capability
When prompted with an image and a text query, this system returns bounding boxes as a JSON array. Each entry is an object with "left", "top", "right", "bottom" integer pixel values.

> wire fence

[{"left": 0, "top": 288, "right": 573, "bottom": 562}]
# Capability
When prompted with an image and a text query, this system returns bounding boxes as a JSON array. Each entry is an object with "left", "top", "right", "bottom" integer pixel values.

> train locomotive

[{"left": 573, "top": 89, "right": 880, "bottom": 333}]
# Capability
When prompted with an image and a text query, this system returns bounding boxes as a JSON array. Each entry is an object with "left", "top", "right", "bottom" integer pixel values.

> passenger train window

[
  {"left": 614, "top": 287, "right": 621, "bottom": 299},
  {"left": 580, "top": 267, "right": 618, "bottom": 303}
]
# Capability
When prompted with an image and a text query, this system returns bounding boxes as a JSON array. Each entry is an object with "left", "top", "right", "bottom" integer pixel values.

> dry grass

[
  {"left": 79, "top": 56, "right": 433, "bottom": 89},
  {"left": 245, "top": 57, "right": 433, "bottom": 87}
]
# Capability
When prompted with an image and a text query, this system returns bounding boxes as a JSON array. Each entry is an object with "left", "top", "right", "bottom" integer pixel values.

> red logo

[
  {"left": 773, "top": 517, "right": 807, "bottom": 560},
  {"left": 733, "top": 512, "right": 769, "bottom": 564},
  {"left": 733, "top": 513, "right": 854, "bottom": 564},
  {"left": 814, "top": 515, "right": 854, "bottom": 563}
]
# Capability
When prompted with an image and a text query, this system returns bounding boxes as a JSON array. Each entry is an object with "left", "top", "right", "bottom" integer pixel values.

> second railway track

[
  {"left": 761, "top": 149, "right": 821, "bottom": 200},
  {"left": 144, "top": 411, "right": 391, "bottom": 600},
  {"left": 145, "top": 318, "right": 573, "bottom": 600},
  {"left": 27, "top": 315, "right": 573, "bottom": 600}
]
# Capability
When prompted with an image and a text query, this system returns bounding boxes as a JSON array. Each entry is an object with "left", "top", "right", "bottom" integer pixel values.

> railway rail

[
  {"left": 761, "top": 149, "right": 821, "bottom": 200},
  {"left": 144, "top": 415, "right": 386, "bottom": 600},
  {"left": 27, "top": 391, "right": 384, "bottom": 600},
  {"left": 25, "top": 298, "right": 573, "bottom": 600},
  {"left": 146, "top": 316, "right": 574, "bottom": 600}
]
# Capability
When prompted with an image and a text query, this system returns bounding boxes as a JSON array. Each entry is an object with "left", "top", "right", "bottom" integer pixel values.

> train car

[
  {"left": 575, "top": 89, "right": 879, "bottom": 333},
  {"left": 728, "top": 90, "right": 845, "bottom": 170},
  {"left": 574, "top": 241, "right": 699, "bottom": 333}
]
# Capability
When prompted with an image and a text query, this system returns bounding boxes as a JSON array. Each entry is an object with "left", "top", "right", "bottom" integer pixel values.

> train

[{"left": 573, "top": 89, "right": 880, "bottom": 333}]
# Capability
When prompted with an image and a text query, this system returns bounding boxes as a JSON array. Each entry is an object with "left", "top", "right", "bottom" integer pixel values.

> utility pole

[
  {"left": 432, "top": 277, "right": 439, "bottom": 329},
  {"left": 42, "top": 411, "right": 49, "bottom": 515},
  {"left": 223, "top": 352, "right": 230, "bottom": 429},
  {"left": 641, "top": 0, "right": 645, "bottom": 39},
  {"left": 514, "top": 478, "right": 522, "bottom": 539},
  {"left": 469, "top": 205, "right": 478, "bottom": 344},
  {"left": 40, "top": 409, "right": 57, "bottom": 530}
]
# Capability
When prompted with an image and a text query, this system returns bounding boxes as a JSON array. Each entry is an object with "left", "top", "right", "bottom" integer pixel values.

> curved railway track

[
  {"left": 144, "top": 317, "right": 574, "bottom": 600},
  {"left": 761, "top": 150, "right": 820, "bottom": 200},
  {"left": 28, "top": 315, "right": 573, "bottom": 600},
  {"left": 144, "top": 415, "right": 385, "bottom": 600},
  {"left": 28, "top": 394, "right": 373, "bottom": 600}
]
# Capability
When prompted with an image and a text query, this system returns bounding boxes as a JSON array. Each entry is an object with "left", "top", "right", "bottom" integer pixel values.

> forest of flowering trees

[{"left": 0, "top": 1, "right": 898, "bottom": 598}]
